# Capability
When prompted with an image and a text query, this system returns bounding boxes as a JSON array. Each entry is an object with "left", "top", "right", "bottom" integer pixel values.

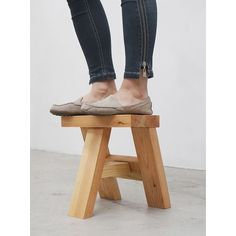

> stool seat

[
  {"left": 61, "top": 114, "right": 171, "bottom": 219},
  {"left": 61, "top": 114, "right": 159, "bottom": 128}
]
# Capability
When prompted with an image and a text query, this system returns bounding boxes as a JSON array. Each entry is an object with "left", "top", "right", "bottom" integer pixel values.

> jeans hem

[
  {"left": 89, "top": 72, "right": 116, "bottom": 84},
  {"left": 124, "top": 70, "right": 154, "bottom": 79}
]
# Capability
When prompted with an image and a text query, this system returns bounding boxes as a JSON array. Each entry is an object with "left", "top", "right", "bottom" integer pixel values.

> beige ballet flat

[
  {"left": 81, "top": 95, "right": 153, "bottom": 115},
  {"left": 50, "top": 97, "right": 86, "bottom": 116}
]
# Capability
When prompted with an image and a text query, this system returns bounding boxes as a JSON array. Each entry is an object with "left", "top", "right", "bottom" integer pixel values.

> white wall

[{"left": 31, "top": 0, "right": 205, "bottom": 170}]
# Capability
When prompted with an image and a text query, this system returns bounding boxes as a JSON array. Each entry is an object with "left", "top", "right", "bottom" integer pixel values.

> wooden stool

[{"left": 61, "top": 114, "right": 171, "bottom": 219}]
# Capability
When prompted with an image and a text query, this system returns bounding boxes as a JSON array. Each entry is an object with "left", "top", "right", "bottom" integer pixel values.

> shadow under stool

[{"left": 61, "top": 114, "right": 171, "bottom": 219}]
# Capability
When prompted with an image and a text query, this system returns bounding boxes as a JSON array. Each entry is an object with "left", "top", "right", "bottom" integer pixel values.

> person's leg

[
  {"left": 67, "top": 0, "right": 117, "bottom": 102},
  {"left": 114, "top": 0, "right": 157, "bottom": 106}
]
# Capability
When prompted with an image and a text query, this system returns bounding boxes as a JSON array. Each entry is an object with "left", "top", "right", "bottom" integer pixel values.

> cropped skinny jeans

[{"left": 67, "top": 0, "right": 157, "bottom": 84}]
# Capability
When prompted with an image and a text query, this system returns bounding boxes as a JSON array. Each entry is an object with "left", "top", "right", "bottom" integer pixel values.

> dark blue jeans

[{"left": 67, "top": 0, "right": 157, "bottom": 84}]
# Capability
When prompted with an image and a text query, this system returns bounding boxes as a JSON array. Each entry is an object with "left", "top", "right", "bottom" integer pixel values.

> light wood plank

[
  {"left": 102, "top": 162, "right": 130, "bottom": 178},
  {"left": 106, "top": 155, "right": 142, "bottom": 180},
  {"left": 68, "top": 128, "right": 111, "bottom": 219},
  {"left": 99, "top": 178, "right": 121, "bottom": 200},
  {"left": 102, "top": 161, "right": 142, "bottom": 180},
  {"left": 80, "top": 128, "right": 121, "bottom": 201},
  {"left": 131, "top": 128, "right": 171, "bottom": 209},
  {"left": 61, "top": 115, "right": 159, "bottom": 128}
]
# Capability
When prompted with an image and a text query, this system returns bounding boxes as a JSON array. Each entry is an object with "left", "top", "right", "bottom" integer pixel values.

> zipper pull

[{"left": 142, "top": 62, "right": 147, "bottom": 78}]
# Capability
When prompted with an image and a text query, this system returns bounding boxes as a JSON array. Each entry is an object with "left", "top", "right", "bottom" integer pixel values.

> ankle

[
  {"left": 120, "top": 87, "right": 148, "bottom": 100},
  {"left": 91, "top": 80, "right": 117, "bottom": 96},
  {"left": 120, "top": 79, "right": 148, "bottom": 99}
]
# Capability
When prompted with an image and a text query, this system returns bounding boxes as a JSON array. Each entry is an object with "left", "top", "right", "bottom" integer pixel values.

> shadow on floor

[{"left": 31, "top": 149, "right": 205, "bottom": 236}]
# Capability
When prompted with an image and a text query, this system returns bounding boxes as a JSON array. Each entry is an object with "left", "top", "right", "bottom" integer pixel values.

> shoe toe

[
  {"left": 50, "top": 103, "right": 83, "bottom": 116},
  {"left": 50, "top": 104, "right": 67, "bottom": 115}
]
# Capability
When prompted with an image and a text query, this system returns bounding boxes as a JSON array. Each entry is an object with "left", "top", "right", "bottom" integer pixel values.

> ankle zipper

[
  {"left": 142, "top": 61, "right": 147, "bottom": 78},
  {"left": 138, "top": 0, "right": 148, "bottom": 78}
]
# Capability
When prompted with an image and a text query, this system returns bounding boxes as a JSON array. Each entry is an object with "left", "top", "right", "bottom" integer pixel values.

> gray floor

[{"left": 31, "top": 149, "right": 205, "bottom": 236}]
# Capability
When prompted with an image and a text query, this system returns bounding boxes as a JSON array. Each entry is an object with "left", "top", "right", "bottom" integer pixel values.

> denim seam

[
  {"left": 136, "top": 1, "right": 143, "bottom": 66},
  {"left": 144, "top": 5, "right": 152, "bottom": 76},
  {"left": 84, "top": 0, "right": 105, "bottom": 74},
  {"left": 90, "top": 72, "right": 116, "bottom": 79},
  {"left": 125, "top": 69, "right": 153, "bottom": 74},
  {"left": 124, "top": 71, "right": 140, "bottom": 74},
  {"left": 89, "top": 73, "right": 116, "bottom": 84},
  {"left": 124, "top": 70, "right": 153, "bottom": 78},
  {"left": 143, "top": 0, "right": 149, "bottom": 65}
]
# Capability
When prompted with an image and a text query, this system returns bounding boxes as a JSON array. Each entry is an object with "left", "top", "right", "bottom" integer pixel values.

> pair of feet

[
  {"left": 82, "top": 77, "right": 148, "bottom": 104},
  {"left": 50, "top": 78, "right": 152, "bottom": 116}
]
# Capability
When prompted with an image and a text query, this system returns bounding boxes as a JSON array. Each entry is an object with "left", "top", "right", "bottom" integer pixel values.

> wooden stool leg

[
  {"left": 81, "top": 128, "right": 121, "bottom": 201},
  {"left": 99, "top": 177, "right": 121, "bottom": 200},
  {"left": 68, "top": 128, "right": 111, "bottom": 219},
  {"left": 131, "top": 127, "right": 171, "bottom": 209}
]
